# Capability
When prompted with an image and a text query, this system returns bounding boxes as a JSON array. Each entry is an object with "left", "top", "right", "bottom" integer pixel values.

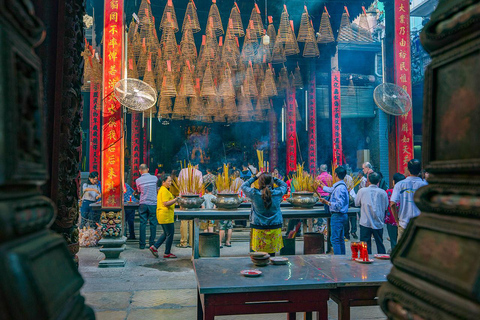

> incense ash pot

[
  {"left": 212, "top": 193, "right": 242, "bottom": 210},
  {"left": 287, "top": 192, "right": 318, "bottom": 208},
  {"left": 178, "top": 194, "right": 204, "bottom": 210}
]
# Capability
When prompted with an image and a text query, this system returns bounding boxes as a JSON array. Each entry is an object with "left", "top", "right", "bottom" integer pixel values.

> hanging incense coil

[
  {"left": 227, "top": 3, "right": 244, "bottom": 37},
  {"left": 303, "top": 18, "right": 320, "bottom": 58},
  {"left": 271, "top": 41, "right": 286, "bottom": 64},
  {"left": 218, "top": 64, "right": 236, "bottom": 99},
  {"left": 200, "top": 64, "right": 217, "bottom": 97},
  {"left": 158, "top": 96, "right": 173, "bottom": 116},
  {"left": 356, "top": 10, "right": 372, "bottom": 42},
  {"left": 189, "top": 95, "right": 205, "bottom": 121},
  {"left": 266, "top": 19, "right": 277, "bottom": 53},
  {"left": 206, "top": 0, "right": 224, "bottom": 37},
  {"left": 204, "top": 27, "right": 219, "bottom": 62},
  {"left": 138, "top": 0, "right": 154, "bottom": 27},
  {"left": 222, "top": 28, "right": 240, "bottom": 64},
  {"left": 254, "top": 64, "right": 265, "bottom": 93},
  {"left": 136, "top": 41, "right": 148, "bottom": 78},
  {"left": 248, "top": 4, "right": 265, "bottom": 40},
  {"left": 161, "top": 61, "right": 177, "bottom": 97},
  {"left": 257, "top": 97, "right": 271, "bottom": 111},
  {"left": 204, "top": 96, "right": 220, "bottom": 117},
  {"left": 126, "top": 42, "right": 139, "bottom": 79},
  {"left": 132, "top": 31, "right": 142, "bottom": 62},
  {"left": 256, "top": 40, "right": 272, "bottom": 64},
  {"left": 284, "top": 21, "right": 300, "bottom": 56},
  {"left": 317, "top": 8, "right": 335, "bottom": 44},
  {"left": 243, "top": 62, "right": 258, "bottom": 98},
  {"left": 337, "top": 8, "right": 355, "bottom": 43},
  {"left": 81, "top": 45, "right": 93, "bottom": 90},
  {"left": 182, "top": 0, "right": 201, "bottom": 33},
  {"left": 293, "top": 66, "right": 303, "bottom": 88},
  {"left": 172, "top": 95, "right": 190, "bottom": 119},
  {"left": 260, "top": 67, "right": 277, "bottom": 97},
  {"left": 297, "top": 6, "right": 311, "bottom": 42},
  {"left": 178, "top": 62, "right": 197, "bottom": 98},
  {"left": 179, "top": 24, "right": 198, "bottom": 63},
  {"left": 160, "top": 0, "right": 179, "bottom": 32},
  {"left": 224, "top": 99, "right": 238, "bottom": 122},
  {"left": 143, "top": 60, "right": 157, "bottom": 93},
  {"left": 276, "top": 5, "right": 291, "bottom": 44},
  {"left": 237, "top": 91, "right": 254, "bottom": 117},
  {"left": 240, "top": 29, "right": 258, "bottom": 62},
  {"left": 159, "top": 22, "right": 178, "bottom": 62},
  {"left": 127, "top": 20, "right": 139, "bottom": 47}
]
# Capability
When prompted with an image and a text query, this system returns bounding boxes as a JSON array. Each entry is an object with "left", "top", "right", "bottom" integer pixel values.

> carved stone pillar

[
  {"left": 378, "top": 1, "right": 480, "bottom": 318},
  {"left": 0, "top": 0, "right": 93, "bottom": 318}
]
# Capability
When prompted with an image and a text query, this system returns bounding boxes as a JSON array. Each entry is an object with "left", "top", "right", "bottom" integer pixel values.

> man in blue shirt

[
  {"left": 124, "top": 182, "right": 138, "bottom": 240},
  {"left": 319, "top": 166, "right": 350, "bottom": 255},
  {"left": 135, "top": 164, "right": 158, "bottom": 249}
]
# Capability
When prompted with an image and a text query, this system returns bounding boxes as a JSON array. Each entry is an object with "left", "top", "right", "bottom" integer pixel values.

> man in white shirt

[
  {"left": 390, "top": 159, "right": 428, "bottom": 241},
  {"left": 359, "top": 162, "right": 373, "bottom": 189},
  {"left": 355, "top": 172, "right": 388, "bottom": 254}
]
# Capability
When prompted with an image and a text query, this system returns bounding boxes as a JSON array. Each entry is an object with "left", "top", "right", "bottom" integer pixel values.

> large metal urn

[
  {"left": 177, "top": 194, "right": 204, "bottom": 210},
  {"left": 212, "top": 193, "right": 243, "bottom": 210},
  {"left": 287, "top": 192, "right": 318, "bottom": 208}
]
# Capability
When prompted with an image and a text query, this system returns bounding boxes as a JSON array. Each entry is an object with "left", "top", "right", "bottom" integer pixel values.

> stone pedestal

[{"left": 99, "top": 236, "right": 127, "bottom": 268}]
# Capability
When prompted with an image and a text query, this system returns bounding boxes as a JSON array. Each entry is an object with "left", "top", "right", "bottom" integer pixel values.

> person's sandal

[
  {"left": 225, "top": 243, "right": 232, "bottom": 247},
  {"left": 164, "top": 253, "right": 177, "bottom": 258},
  {"left": 149, "top": 246, "right": 159, "bottom": 258}
]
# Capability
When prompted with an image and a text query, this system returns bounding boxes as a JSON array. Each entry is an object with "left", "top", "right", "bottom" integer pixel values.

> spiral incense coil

[
  {"left": 138, "top": 0, "right": 154, "bottom": 27},
  {"left": 228, "top": 3, "right": 244, "bottom": 37},
  {"left": 240, "top": 29, "right": 258, "bottom": 62},
  {"left": 242, "top": 62, "right": 258, "bottom": 98},
  {"left": 154, "top": 55, "right": 164, "bottom": 92},
  {"left": 160, "top": 0, "right": 179, "bottom": 32},
  {"left": 159, "top": 21, "right": 178, "bottom": 62},
  {"left": 206, "top": 0, "right": 224, "bottom": 37},
  {"left": 218, "top": 64, "right": 236, "bottom": 99},
  {"left": 293, "top": 65, "right": 303, "bottom": 88},
  {"left": 126, "top": 42, "right": 139, "bottom": 79},
  {"left": 172, "top": 95, "right": 190, "bottom": 119},
  {"left": 253, "top": 64, "right": 265, "bottom": 93},
  {"left": 257, "top": 97, "right": 271, "bottom": 111},
  {"left": 161, "top": 61, "right": 177, "bottom": 97},
  {"left": 276, "top": 5, "right": 290, "bottom": 44},
  {"left": 284, "top": 21, "right": 299, "bottom": 56},
  {"left": 297, "top": 6, "right": 311, "bottom": 43},
  {"left": 256, "top": 40, "right": 271, "bottom": 64},
  {"left": 266, "top": 19, "right": 277, "bottom": 53},
  {"left": 178, "top": 62, "right": 197, "bottom": 98},
  {"left": 180, "top": 23, "right": 198, "bottom": 63},
  {"left": 271, "top": 40, "right": 286, "bottom": 64},
  {"left": 303, "top": 39, "right": 320, "bottom": 58},
  {"left": 200, "top": 64, "right": 217, "bottom": 97},
  {"left": 204, "top": 26, "right": 219, "bottom": 62},
  {"left": 81, "top": 46, "right": 93, "bottom": 90},
  {"left": 127, "top": 20, "right": 138, "bottom": 48},
  {"left": 261, "top": 67, "right": 277, "bottom": 97},
  {"left": 248, "top": 4, "right": 265, "bottom": 39},
  {"left": 317, "top": 8, "right": 335, "bottom": 44},
  {"left": 136, "top": 40, "right": 148, "bottom": 78},
  {"left": 158, "top": 96, "right": 173, "bottom": 116},
  {"left": 337, "top": 8, "right": 355, "bottom": 43},
  {"left": 356, "top": 9, "right": 373, "bottom": 42},
  {"left": 237, "top": 93, "right": 254, "bottom": 118},
  {"left": 182, "top": 0, "right": 201, "bottom": 33}
]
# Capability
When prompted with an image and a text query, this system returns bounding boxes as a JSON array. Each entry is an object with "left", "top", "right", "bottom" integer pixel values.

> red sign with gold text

[
  {"left": 101, "top": 0, "right": 124, "bottom": 208},
  {"left": 143, "top": 124, "right": 148, "bottom": 164},
  {"left": 269, "top": 107, "right": 278, "bottom": 170},
  {"left": 286, "top": 86, "right": 296, "bottom": 174},
  {"left": 131, "top": 113, "right": 141, "bottom": 188},
  {"left": 89, "top": 81, "right": 101, "bottom": 173},
  {"left": 308, "top": 64, "right": 317, "bottom": 174},
  {"left": 394, "top": 0, "right": 414, "bottom": 175},
  {"left": 331, "top": 71, "right": 342, "bottom": 165}
]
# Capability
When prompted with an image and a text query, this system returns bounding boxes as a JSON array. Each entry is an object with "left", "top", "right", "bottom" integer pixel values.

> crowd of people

[{"left": 79, "top": 158, "right": 428, "bottom": 257}]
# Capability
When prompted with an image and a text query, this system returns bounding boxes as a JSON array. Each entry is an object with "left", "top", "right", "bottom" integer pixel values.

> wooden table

[
  {"left": 194, "top": 255, "right": 391, "bottom": 320},
  {"left": 176, "top": 207, "right": 360, "bottom": 259}
]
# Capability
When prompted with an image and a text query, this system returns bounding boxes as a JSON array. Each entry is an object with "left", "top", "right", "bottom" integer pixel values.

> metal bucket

[
  {"left": 280, "top": 236, "right": 296, "bottom": 255},
  {"left": 303, "top": 232, "right": 325, "bottom": 254},
  {"left": 199, "top": 232, "right": 220, "bottom": 257}
]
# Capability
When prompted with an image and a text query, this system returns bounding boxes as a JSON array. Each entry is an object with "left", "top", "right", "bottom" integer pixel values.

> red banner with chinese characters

[
  {"left": 331, "top": 71, "right": 342, "bottom": 166},
  {"left": 394, "top": 0, "right": 413, "bottom": 175},
  {"left": 89, "top": 81, "right": 101, "bottom": 173},
  {"left": 286, "top": 86, "right": 296, "bottom": 174},
  {"left": 308, "top": 63, "right": 317, "bottom": 175},
  {"left": 269, "top": 107, "right": 278, "bottom": 170},
  {"left": 101, "top": 0, "right": 123, "bottom": 208},
  {"left": 143, "top": 124, "right": 148, "bottom": 165},
  {"left": 131, "top": 113, "right": 141, "bottom": 188}
]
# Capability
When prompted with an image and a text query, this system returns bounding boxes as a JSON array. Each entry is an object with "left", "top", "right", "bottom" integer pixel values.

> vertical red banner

[
  {"left": 331, "top": 71, "right": 342, "bottom": 166},
  {"left": 89, "top": 81, "right": 101, "bottom": 173},
  {"left": 143, "top": 123, "right": 148, "bottom": 165},
  {"left": 286, "top": 86, "right": 297, "bottom": 174},
  {"left": 269, "top": 107, "right": 278, "bottom": 170},
  {"left": 308, "top": 63, "right": 317, "bottom": 175},
  {"left": 131, "top": 113, "right": 141, "bottom": 188},
  {"left": 394, "top": 0, "right": 413, "bottom": 175},
  {"left": 101, "top": 0, "right": 124, "bottom": 208}
]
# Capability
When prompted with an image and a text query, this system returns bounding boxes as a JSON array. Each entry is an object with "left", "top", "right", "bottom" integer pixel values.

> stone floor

[{"left": 79, "top": 236, "right": 388, "bottom": 320}]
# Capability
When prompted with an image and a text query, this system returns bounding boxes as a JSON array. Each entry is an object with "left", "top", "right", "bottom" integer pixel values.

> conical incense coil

[
  {"left": 266, "top": 18, "right": 277, "bottom": 53},
  {"left": 253, "top": 64, "right": 265, "bottom": 93},
  {"left": 206, "top": 0, "right": 224, "bottom": 37},
  {"left": 248, "top": 4, "right": 265, "bottom": 39},
  {"left": 160, "top": 0, "right": 179, "bottom": 32},
  {"left": 178, "top": 61, "right": 197, "bottom": 98},
  {"left": 189, "top": 95, "right": 205, "bottom": 120},
  {"left": 276, "top": 5, "right": 291, "bottom": 44},
  {"left": 154, "top": 53, "right": 164, "bottom": 92},
  {"left": 337, "top": 7, "right": 355, "bottom": 43},
  {"left": 253, "top": 106, "right": 266, "bottom": 122},
  {"left": 303, "top": 39, "right": 320, "bottom": 58},
  {"left": 127, "top": 20, "right": 139, "bottom": 47},
  {"left": 200, "top": 64, "right": 217, "bottom": 97},
  {"left": 284, "top": 20, "right": 299, "bottom": 56},
  {"left": 161, "top": 61, "right": 177, "bottom": 97},
  {"left": 237, "top": 92, "right": 253, "bottom": 116},
  {"left": 356, "top": 8, "right": 372, "bottom": 42},
  {"left": 224, "top": 99, "right": 238, "bottom": 122},
  {"left": 256, "top": 40, "right": 271, "bottom": 63},
  {"left": 182, "top": 0, "right": 201, "bottom": 33},
  {"left": 228, "top": 3, "right": 244, "bottom": 37},
  {"left": 222, "top": 29, "right": 240, "bottom": 64},
  {"left": 218, "top": 64, "right": 236, "bottom": 99},
  {"left": 317, "top": 7, "right": 335, "bottom": 43},
  {"left": 180, "top": 24, "right": 198, "bottom": 62},
  {"left": 271, "top": 40, "right": 286, "bottom": 64},
  {"left": 204, "top": 96, "right": 221, "bottom": 117},
  {"left": 297, "top": 6, "right": 311, "bottom": 42},
  {"left": 240, "top": 29, "right": 258, "bottom": 62},
  {"left": 256, "top": 97, "right": 271, "bottom": 110},
  {"left": 243, "top": 62, "right": 258, "bottom": 98},
  {"left": 260, "top": 67, "right": 277, "bottom": 97},
  {"left": 143, "top": 59, "right": 157, "bottom": 94},
  {"left": 204, "top": 25, "right": 219, "bottom": 62},
  {"left": 293, "top": 65, "right": 303, "bottom": 88},
  {"left": 81, "top": 44, "right": 93, "bottom": 90},
  {"left": 172, "top": 95, "right": 190, "bottom": 118},
  {"left": 126, "top": 41, "right": 139, "bottom": 79},
  {"left": 279, "top": 66, "right": 289, "bottom": 90},
  {"left": 158, "top": 96, "right": 173, "bottom": 116},
  {"left": 160, "top": 19, "right": 178, "bottom": 61},
  {"left": 138, "top": 0, "right": 154, "bottom": 27}
]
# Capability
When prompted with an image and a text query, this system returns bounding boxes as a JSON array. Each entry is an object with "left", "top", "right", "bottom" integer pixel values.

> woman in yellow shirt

[{"left": 149, "top": 175, "right": 179, "bottom": 258}]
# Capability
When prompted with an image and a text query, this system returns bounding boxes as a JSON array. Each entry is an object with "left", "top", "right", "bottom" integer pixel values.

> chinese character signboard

[
  {"left": 269, "top": 107, "right": 278, "bottom": 169},
  {"left": 331, "top": 71, "right": 342, "bottom": 166},
  {"left": 131, "top": 113, "right": 141, "bottom": 188},
  {"left": 286, "top": 86, "right": 297, "bottom": 174},
  {"left": 394, "top": 0, "right": 413, "bottom": 174},
  {"left": 101, "top": 0, "right": 123, "bottom": 208},
  {"left": 308, "top": 65, "right": 317, "bottom": 174},
  {"left": 89, "top": 82, "right": 101, "bottom": 173}
]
